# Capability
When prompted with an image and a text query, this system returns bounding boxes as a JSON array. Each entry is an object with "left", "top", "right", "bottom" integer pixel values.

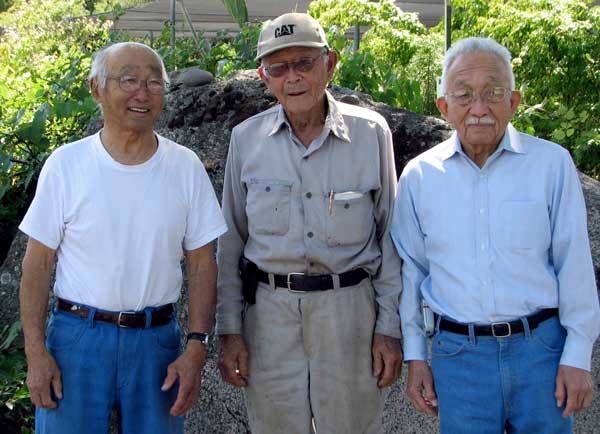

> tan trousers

[{"left": 242, "top": 278, "right": 386, "bottom": 434}]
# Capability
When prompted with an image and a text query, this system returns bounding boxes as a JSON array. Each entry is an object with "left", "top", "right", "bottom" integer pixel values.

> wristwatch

[{"left": 186, "top": 332, "right": 210, "bottom": 346}]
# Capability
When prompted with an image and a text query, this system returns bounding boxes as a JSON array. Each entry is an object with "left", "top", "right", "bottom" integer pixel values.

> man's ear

[
  {"left": 509, "top": 90, "right": 521, "bottom": 115},
  {"left": 436, "top": 96, "right": 449, "bottom": 119},
  {"left": 258, "top": 66, "right": 270, "bottom": 87},
  {"left": 326, "top": 50, "right": 338, "bottom": 80},
  {"left": 89, "top": 78, "right": 101, "bottom": 102}
]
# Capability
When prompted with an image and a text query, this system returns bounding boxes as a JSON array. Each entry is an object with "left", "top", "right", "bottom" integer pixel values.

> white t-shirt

[{"left": 20, "top": 132, "right": 227, "bottom": 311}]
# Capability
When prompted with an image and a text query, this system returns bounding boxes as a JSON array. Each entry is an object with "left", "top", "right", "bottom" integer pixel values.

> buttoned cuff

[
  {"left": 559, "top": 333, "right": 594, "bottom": 371},
  {"left": 374, "top": 312, "right": 402, "bottom": 339},
  {"left": 402, "top": 334, "right": 428, "bottom": 362}
]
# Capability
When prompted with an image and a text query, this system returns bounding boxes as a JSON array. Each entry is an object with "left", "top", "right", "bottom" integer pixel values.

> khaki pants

[{"left": 242, "top": 278, "right": 385, "bottom": 434}]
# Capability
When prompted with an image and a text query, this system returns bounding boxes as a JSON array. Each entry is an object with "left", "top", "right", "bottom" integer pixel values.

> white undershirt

[{"left": 20, "top": 132, "right": 227, "bottom": 311}]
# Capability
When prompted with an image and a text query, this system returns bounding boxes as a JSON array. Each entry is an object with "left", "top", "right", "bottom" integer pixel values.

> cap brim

[{"left": 255, "top": 41, "right": 328, "bottom": 61}]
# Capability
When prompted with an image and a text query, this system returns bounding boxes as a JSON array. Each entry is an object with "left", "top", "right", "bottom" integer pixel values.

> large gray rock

[{"left": 1, "top": 70, "right": 598, "bottom": 433}]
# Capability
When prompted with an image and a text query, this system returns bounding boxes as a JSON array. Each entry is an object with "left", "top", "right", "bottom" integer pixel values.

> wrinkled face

[
  {"left": 258, "top": 46, "right": 337, "bottom": 118},
  {"left": 91, "top": 46, "right": 165, "bottom": 133},
  {"left": 437, "top": 52, "right": 521, "bottom": 152}
]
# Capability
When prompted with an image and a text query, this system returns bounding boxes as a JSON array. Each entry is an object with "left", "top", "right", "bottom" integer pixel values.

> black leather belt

[
  {"left": 57, "top": 298, "right": 173, "bottom": 328},
  {"left": 438, "top": 308, "right": 558, "bottom": 337},
  {"left": 256, "top": 268, "right": 369, "bottom": 292}
]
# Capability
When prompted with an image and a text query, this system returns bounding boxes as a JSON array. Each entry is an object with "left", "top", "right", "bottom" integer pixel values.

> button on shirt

[
  {"left": 217, "top": 91, "right": 402, "bottom": 337},
  {"left": 391, "top": 123, "right": 600, "bottom": 370}
]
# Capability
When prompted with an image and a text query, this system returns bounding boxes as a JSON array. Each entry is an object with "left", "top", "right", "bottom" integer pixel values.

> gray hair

[
  {"left": 440, "top": 37, "right": 515, "bottom": 95},
  {"left": 88, "top": 41, "right": 169, "bottom": 89}
]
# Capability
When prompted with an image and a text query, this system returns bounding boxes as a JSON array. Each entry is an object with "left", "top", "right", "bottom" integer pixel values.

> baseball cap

[{"left": 255, "top": 13, "right": 329, "bottom": 61}]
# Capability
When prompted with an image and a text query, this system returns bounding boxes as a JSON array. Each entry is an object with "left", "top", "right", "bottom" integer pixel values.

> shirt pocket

[
  {"left": 246, "top": 179, "right": 292, "bottom": 236},
  {"left": 326, "top": 190, "right": 374, "bottom": 247},
  {"left": 499, "top": 201, "right": 551, "bottom": 250}
]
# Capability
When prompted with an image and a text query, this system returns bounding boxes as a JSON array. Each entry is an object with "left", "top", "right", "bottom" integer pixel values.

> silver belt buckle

[
  {"left": 117, "top": 311, "right": 137, "bottom": 328},
  {"left": 491, "top": 322, "right": 511, "bottom": 337},
  {"left": 287, "top": 272, "right": 306, "bottom": 293}
]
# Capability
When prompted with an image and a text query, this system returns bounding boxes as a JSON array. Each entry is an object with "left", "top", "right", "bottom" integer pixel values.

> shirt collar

[
  {"left": 267, "top": 91, "right": 351, "bottom": 143},
  {"left": 440, "top": 122, "right": 526, "bottom": 161}
]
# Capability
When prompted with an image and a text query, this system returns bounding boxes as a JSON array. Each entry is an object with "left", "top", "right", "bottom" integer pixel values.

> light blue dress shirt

[{"left": 391, "top": 123, "right": 600, "bottom": 371}]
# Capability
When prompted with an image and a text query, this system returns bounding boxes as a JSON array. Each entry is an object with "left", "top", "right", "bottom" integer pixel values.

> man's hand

[
  {"left": 26, "top": 347, "right": 62, "bottom": 408},
  {"left": 406, "top": 360, "right": 438, "bottom": 416},
  {"left": 555, "top": 364, "right": 594, "bottom": 418},
  {"left": 372, "top": 333, "right": 403, "bottom": 388},
  {"left": 161, "top": 343, "right": 207, "bottom": 416},
  {"left": 218, "top": 334, "right": 249, "bottom": 387}
]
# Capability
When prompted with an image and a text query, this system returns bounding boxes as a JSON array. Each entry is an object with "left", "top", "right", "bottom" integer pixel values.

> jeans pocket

[
  {"left": 151, "top": 320, "right": 182, "bottom": 354},
  {"left": 431, "top": 332, "right": 468, "bottom": 358},
  {"left": 531, "top": 319, "right": 565, "bottom": 353},
  {"left": 46, "top": 313, "right": 87, "bottom": 352}
]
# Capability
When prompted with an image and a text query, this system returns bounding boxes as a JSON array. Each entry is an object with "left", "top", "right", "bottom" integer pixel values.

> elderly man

[
  {"left": 216, "top": 12, "right": 403, "bottom": 434},
  {"left": 19, "top": 42, "right": 227, "bottom": 434},
  {"left": 391, "top": 37, "right": 600, "bottom": 433}
]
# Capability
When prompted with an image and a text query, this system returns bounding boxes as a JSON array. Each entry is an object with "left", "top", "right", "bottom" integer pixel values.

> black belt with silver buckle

[
  {"left": 57, "top": 298, "right": 173, "bottom": 328},
  {"left": 256, "top": 268, "right": 369, "bottom": 292},
  {"left": 438, "top": 308, "right": 558, "bottom": 338}
]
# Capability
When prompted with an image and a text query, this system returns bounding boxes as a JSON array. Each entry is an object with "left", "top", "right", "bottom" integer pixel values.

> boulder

[
  {"left": 1, "top": 70, "right": 598, "bottom": 433},
  {"left": 170, "top": 67, "right": 215, "bottom": 88}
]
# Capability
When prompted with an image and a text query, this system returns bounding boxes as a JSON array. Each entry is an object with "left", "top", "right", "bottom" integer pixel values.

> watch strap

[{"left": 186, "top": 332, "right": 210, "bottom": 345}]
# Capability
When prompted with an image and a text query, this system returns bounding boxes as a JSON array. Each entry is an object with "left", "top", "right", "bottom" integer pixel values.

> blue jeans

[
  {"left": 431, "top": 315, "right": 573, "bottom": 434},
  {"left": 35, "top": 306, "right": 184, "bottom": 434}
]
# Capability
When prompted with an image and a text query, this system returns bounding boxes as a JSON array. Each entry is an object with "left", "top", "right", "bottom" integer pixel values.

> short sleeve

[
  {"left": 183, "top": 157, "right": 227, "bottom": 251},
  {"left": 18, "top": 153, "right": 65, "bottom": 250}
]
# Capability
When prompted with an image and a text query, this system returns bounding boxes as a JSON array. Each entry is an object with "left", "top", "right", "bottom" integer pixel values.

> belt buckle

[
  {"left": 117, "top": 311, "right": 137, "bottom": 328},
  {"left": 491, "top": 322, "right": 511, "bottom": 338},
  {"left": 287, "top": 272, "right": 306, "bottom": 293}
]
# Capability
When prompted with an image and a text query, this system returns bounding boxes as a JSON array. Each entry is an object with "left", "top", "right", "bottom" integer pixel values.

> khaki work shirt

[{"left": 216, "top": 91, "right": 402, "bottom": 337}]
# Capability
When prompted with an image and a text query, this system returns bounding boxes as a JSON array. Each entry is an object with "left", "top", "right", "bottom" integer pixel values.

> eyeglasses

[
  {"left": 263, "top": 53, "right": 325, "bottom": 78},
  {"left": 106, "top": 75, "right": 167, "bottom": 95},
  {"left": 445, "top": 87, "right": 509, "bottom": 106}
]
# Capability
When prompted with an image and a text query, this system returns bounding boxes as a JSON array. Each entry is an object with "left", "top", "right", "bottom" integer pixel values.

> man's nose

[
  {"left": 133, "top": 81, "right": 151, "bottom": 98},
  {"left": 469, "top": 97, "right": 489, "bottom": 116},
  {"left": 284, "top": 67, "right": 302, "bottom": 83}
]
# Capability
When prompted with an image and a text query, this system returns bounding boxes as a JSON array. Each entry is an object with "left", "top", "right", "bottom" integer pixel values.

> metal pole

[
  {"left": 445, "top": 0, "right": 452, "bottom": 51},
  {"left": 170, "top": 0, "right": 176, "bottom": 49},
  {"left": 178, "top": 0, "right": 203, "bottom": 51},
  {"left": 353, "top": 23, "right": 360, "bottom": 51}
]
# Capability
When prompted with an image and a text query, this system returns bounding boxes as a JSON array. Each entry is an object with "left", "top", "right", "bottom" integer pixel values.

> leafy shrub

[
  {"left": 151, "top": 21, "right": 261, "bottom": 78},
  {"left": 309, "top": 0, "right": 443, "bottom": 114},
  {"left": 0, "top": 0, "right": 112, "bottom": 259},
  {"left": 0, "top": 321, "right": 33, "bottom": 434},
  {"left": 451, "top": 0, "right": 600, "bottom": 174}
]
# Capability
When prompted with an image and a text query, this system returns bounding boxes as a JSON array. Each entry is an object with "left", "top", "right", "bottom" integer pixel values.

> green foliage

[
  {"left": 0, "top": 321, "right": 33, "bottom": 433},
  {"left": 0, "top": 0, "right": 13, "bottom": 13},
  {"left": 0, "top": 0, "right": 111, "bottom": 261},
  {"left": 221, "top": 0, "right": 248, "bottom": 27},
  {"left": 153, "top": 22, "right": 260, "bottom": 77},
  {"left": 309, "top": 0, "right": 443, "bottom": 114},
  {"left": 451, "top": 0, "right": 600, "bottom": 174}
]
